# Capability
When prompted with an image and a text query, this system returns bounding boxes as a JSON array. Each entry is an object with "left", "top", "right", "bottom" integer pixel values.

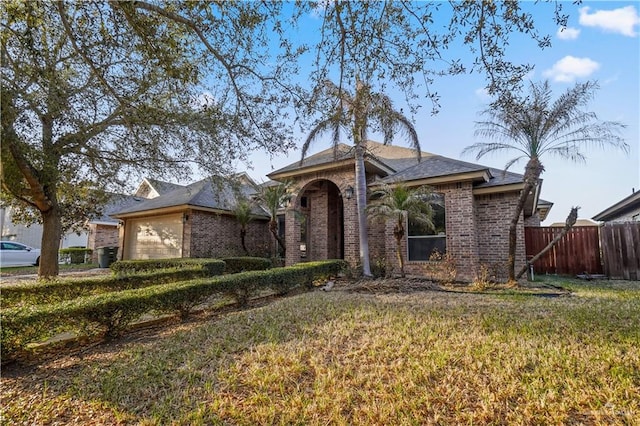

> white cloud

[
  {"left": 579, "top": 6, "right": 640, "bottom": 37},
  {"left": 543, "top": 56, "right": 600, "bottom": 83},
  {"left": 474, "top": 87, "right": 491, "bottom": 101},
  {"left": 556, "top": 26, "right": 580, "bottom": 40}
]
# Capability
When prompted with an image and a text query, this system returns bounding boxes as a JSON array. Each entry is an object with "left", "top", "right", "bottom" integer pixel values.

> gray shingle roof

[
  {"left": 91, "top": 194, "right": 147, "bottom": 224},
  {"left": 114, "top": 177, "right": 268, "bottom": 217},
  {"left": 145, "top": 179, "right": 185, "bottom": 195},
  {"left": 271, "top": 139, "right": 525, "bottom": 189},
  {"left": 269, "top": 141, "right": 425, "bottom": 176}
]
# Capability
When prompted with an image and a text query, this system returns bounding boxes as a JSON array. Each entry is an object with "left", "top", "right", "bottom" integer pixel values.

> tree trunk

[
  {"left": 240, "top": 228, "right": 248, "bottom": 254},
  {"left": 269, "top": 219, "right": 286, "bottom": 256},
  {"left": 507, "top": 157, "right": 544, "bottom": 284},
  {"left": 516, "top": 206, "right": 579, "bottom": 279},
  {"left": 39, "top": 207, "right": 62, "bottom": 279},
  {"left": 394, "top": 220, "right": 405, "bottom": 278},
  {"left": 354, "top": 143, "right": 372, "bottom": 277}
]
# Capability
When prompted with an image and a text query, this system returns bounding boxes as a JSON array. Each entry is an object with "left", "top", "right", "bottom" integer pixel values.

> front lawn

[{"left": 2, "top": 277, "right": 638, "bottom": 425}]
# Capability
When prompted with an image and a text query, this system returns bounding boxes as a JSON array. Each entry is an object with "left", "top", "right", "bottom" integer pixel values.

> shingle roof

[
  {"left": 114, "top": 177, "right": 268, "bottom": 217},
  {"left": 90, "top": 194, "right": 146, "bottom": 224},
  {"left": 271, "top": 140, "right": 527, "bottom": 189},
  {"left": 145, "top": 179, "right": 185, "bottom": 195},
  {"left": 269, "top": 141, "right": 425, "bottom": 176}
]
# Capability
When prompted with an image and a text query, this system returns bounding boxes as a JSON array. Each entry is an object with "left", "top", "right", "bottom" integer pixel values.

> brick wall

[
  {"left": 524, "top": 213, "right": 541, "bottom": 227},
  {"left": 88, "top": 223, "right": 119, "bottom": 263},
  {"left": 474, "top": 192, "right": 526, "bottom": 280},
  {"left": 187, "top": 210, "right": 272, "bottom": 258}
]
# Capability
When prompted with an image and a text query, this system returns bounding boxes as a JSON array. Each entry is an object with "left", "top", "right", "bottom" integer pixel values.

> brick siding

[
  {"left": 88, "top": 223, "right": 119, "bottom": 263},
  {"left": 187, "top": 210, "right": 272, "bottom": 258}
]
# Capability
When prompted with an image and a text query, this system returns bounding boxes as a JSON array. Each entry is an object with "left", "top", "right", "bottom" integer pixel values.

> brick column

[{"left": 285, "top": 203, "right": 300, "bottom": 266}]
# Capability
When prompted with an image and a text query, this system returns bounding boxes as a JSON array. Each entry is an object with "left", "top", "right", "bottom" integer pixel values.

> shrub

[
  {"left": 222, "top": 257, "right": 272, "bottom": 274},
  {"left": 1, "top": 260, "right": 347, "bottom": 361},
  {"left": 1, "top": 267, "right": 213, "bottom": 308},
  {"left": 110, "top": 258, "right": 225, "bottom": 276},
  {"left": 59, "top": 248, "right": 93, "bottom": 264}
]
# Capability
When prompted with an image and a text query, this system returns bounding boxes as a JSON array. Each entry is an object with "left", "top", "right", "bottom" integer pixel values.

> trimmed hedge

[
  {"left": 110, "top": 258, "right": 226, "bottom": 276},
  {"left": 221, "top": 257, "right": 272, "bottom": 274},
  {"left": 59, "top": 248, "right": 93, "bottom": 264},
  {"left": 1, "top": 266, "right": 221, "bottom": 308},
  {"left": 1, "top": 260, "right": 346, "bottom": 361}
]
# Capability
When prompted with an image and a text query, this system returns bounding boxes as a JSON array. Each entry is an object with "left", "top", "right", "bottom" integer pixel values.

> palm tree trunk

[
  {"left": 516, "top": 206, "right": 578, "bottom": 279},
  {"left": 394, "top": 220, "right": 405, "bottom": 278},
  {"left": 269, "top": 219, "right": 286, "bottom": 256},
  {"left": 507, "top": 156, "right": 544, "bottom": 283},
  {"left": 354, "top": 143, "right": 372, "bottom": 277},
  {"left": 240, "top": 228, "right": 248, "bottom": 254}
]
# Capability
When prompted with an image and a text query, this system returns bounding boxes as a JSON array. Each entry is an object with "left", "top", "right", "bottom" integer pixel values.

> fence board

[
  {"left": 601, "top": 222, "right": 640, "bottom": 280},
  {"left": 524, "top": 226, "right": 602, "bottom": 276}
]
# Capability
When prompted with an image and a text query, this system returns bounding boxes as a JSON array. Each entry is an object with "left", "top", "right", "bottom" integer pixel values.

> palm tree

[
  {"left": 254, "top": 180, "right": 292, "bottom": 256},
  {"left": 367, "top": 183, "right": 438, "bottom": 278},
  {"left": 233, "top": 198, "right": 254, "bottom": 255},
  {"left": 463, "top": 80, "right": 628, "bottom": 283},
  {"left": 302, "top": 79, "right": 421, "bottom": 277}
]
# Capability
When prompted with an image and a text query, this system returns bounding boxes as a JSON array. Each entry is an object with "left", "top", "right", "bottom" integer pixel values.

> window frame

[{"left": 406, "top": 193, "right": 446, "bottom": 261}]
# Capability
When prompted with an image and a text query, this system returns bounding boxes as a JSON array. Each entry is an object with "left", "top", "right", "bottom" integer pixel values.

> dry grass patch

[{"left": 2, "top": 278, "right": 638, "bottom": 425}]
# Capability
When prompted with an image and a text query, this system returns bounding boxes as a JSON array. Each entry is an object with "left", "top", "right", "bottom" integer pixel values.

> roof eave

[
  {"left": 378, "top": 170, "right": 491, "bottom": 189},
  {"left": 113, "top": 204, "right": 269, "bottom": 220},
  {"left": 592, "top": 192, "right": 640, "bottom": 221}
]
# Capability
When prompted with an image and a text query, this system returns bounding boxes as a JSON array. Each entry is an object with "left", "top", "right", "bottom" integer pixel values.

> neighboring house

[
  {"left": 112, "top": 173, "right": 272, "bottom": 260},
  {"left": 0, "top": 206, "right": 88, "bottom": 249},
  {"left": 592, "top": 190, "right": 640, "bottom": 223},
  {"left": 267, "top": 141, "right": 551, "bottom": 281}
]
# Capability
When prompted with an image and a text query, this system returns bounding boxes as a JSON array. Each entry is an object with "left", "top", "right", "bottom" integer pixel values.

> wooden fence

[
  {"left": 524, "top": 226, "right": 602, "bottom": 276},
  {"left": 525, "top": 222, "right": 640, "bottom": 280},
  {"left": 599, "top": 222, "right": 640, "bottom": 280}
]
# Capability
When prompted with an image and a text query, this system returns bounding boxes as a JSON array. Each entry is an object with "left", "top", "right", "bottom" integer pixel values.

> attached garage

[{"left": 125, "top": 214, "right": 183, "bottom": 259}]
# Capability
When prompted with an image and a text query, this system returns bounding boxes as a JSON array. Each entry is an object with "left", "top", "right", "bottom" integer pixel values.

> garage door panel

[{"left": 127, "top": 214, "right": 183, "bottom": 259}]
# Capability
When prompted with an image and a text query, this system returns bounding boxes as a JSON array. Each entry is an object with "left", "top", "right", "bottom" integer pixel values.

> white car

[{"left": 0, "top": 241, "right": 41, "bottom": 267}]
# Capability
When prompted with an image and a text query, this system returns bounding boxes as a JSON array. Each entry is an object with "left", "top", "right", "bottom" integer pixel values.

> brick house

[
  {"left": 112, "top": 141, "right": 550, "bottom": 282},
  {"left": 268, "top": 141, "right": 551, "bottom": 282},
  {"left": 112, "top": 174, "right": 272, "bottom": 260}
]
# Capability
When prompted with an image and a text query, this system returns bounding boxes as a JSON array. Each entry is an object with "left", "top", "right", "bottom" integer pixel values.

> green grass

[{"left": 2, "top": 277, "right": 639, "bottom": 425}]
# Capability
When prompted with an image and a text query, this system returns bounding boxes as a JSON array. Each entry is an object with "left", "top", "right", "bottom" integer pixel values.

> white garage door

[{"left": 126, "top": 214, "right": 183, "bottom": 259}]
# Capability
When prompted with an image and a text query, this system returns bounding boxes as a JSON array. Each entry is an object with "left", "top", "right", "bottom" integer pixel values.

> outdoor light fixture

[{"left": 345, "top": 186, "right": 354, "bottom": 200}]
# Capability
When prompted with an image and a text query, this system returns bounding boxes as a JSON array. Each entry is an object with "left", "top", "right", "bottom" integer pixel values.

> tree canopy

[{"left": 1, "top": 0, "right": 299, "bottom": 276}]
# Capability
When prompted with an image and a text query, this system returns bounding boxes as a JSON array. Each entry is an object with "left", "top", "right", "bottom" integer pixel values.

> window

[{"left": 407, "top": 194, "right": 446, "bottom": 261}]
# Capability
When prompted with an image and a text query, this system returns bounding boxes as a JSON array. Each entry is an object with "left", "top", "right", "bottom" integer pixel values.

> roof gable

[
  {"left": 135, "top": 178, "right": 185, "bottom": 199},
  {"left": 268, "top": 140, "right": 425, "bottom": 179}
]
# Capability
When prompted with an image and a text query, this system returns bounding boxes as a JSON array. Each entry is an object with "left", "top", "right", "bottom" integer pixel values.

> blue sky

[{"left": 244, "top": 1, "right": 639, "bottom": 225}]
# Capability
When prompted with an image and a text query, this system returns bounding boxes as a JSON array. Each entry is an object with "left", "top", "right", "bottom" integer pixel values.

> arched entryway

[{"left": 292, "top": 179, "right": 345, "bottom": 262}]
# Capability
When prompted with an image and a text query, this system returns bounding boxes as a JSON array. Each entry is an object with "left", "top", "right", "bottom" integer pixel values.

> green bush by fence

[{"left": 1, "top": 260, "right": 346, "bottom": 361}]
